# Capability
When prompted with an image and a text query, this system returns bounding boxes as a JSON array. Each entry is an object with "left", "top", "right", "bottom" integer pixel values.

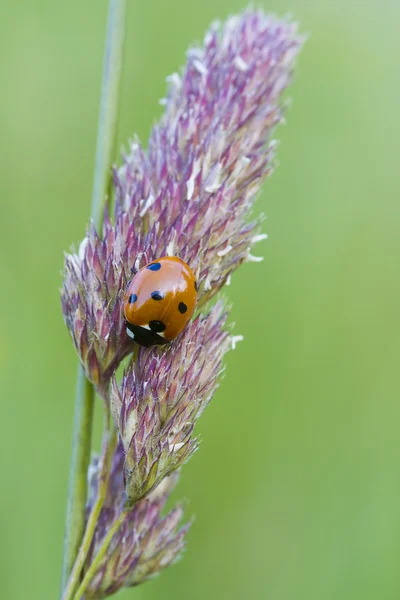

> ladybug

[{"left": 124, "top": 256, "right": 198, "bottom": 347}]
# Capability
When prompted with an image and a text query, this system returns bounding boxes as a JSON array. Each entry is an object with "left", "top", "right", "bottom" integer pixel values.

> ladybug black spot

[
  {"left": 147, "top": 262, "right": 161, "bottom": 271},
  {"left": 178, "top": 302, "right": 187, "bottom": 314},
  {"left": 149, "top": 320, "right": 166, "bottom": 333},
  {"left": 151, "top": 291, "right": 164, "bottom": 301},
  {"left": 128, "top": 293, "right": 137, "bottom": 304}
]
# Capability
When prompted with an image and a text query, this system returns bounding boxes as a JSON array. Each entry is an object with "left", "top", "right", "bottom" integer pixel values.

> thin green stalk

[
  {"left": 91, "top": 0, "right": 127, "bottom": 229},
  {"left": 61, "top": 414, "right": 118, "bottom": 600},
  {"left": 61, "top": 0, "right": 127, "bottom": 591},
  {"left": 61, "top": 367, "right": 95, "bottom": 591},
  {"left": 73, "top": 509, "right": 130, "bottom": 600}
]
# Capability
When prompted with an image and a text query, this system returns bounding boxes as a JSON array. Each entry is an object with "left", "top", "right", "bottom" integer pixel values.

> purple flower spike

[
  {"left": 60, "top": 11, "right": 303, "bottom": 597},
  {"left": 61, "top": 11, "right": 302, "bottom": 387},
  {"left": 85, "top": 446, "right": 189, "bottom": 597},
  {"left": 115, "top": 11, "right": 303, "bottom": 301},
  {"left": 61, "top": 215, "right": 143, "bottom": 387},
  {"left": 111, "top": 302, "right": 231, "bottom": 504}
]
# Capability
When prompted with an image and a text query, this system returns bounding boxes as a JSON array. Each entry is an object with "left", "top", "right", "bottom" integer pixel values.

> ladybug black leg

[{"left": 125, "top": 266, "right": 137, "bottom": 289}]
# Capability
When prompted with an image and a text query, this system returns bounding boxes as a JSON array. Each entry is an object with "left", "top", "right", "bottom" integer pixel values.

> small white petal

[
  {"left": 186, "top": 159, "right": 202, "bottom": 200},
  {"left": 233, "top": 55, "right": 249, "bottom": 72},
  {"left": 231, "top": 335, "right": 244, "bottom": 350},
  {"left": 166, "top": 72, "right": 181, "bottom": 89},
  {"left": 78, "top": 237, "right": 89, "bottom": 261},
  {"left": 134, "top": 254, "right": 142, "bottom": 272},
  {"left": 187, "top": 47, "right": 203, "bottom": 59},
  {"left": 232, "top": 156, "right": 251, "bottom": 180},
  {"left": 204, "top": 31, "right": 213, "bottom": 45},
  {"left": 205, "top": 162, "right": 223, "bottom": 193},
  {"left": 217, "top": 244, "right": 232, "bottom": 257},
  {"left": 252, "top": 233, "right": 268, "bottom": 243},
  {"left": 139, "top": 194, "right": 155, "bottom": 218},
  {"left": 224, "top": 15, "right": 240, "bottom": 42},
  {"left": 247, "top": 253, "right": 264, "bottom": 263},
  {"left": 169, "top": 442, "right": 185, "bottom": 452},
  {"left": 193, "top": 59, "right": 208, "bottom": 76},
  {"left": 186, "top": 176, "right": 195, "bottom": 201},
  {"left": 226, "top": 273, "right": 232, "bottom": 286},
  {"left": 166, "top": 238, "right": 175, "bottom": 256},
  {"left": 203, "top": 274, "right": 212, "bottom": 290},
  {"left": 159, "top": 98, "right": 167, "bottom": 106}
]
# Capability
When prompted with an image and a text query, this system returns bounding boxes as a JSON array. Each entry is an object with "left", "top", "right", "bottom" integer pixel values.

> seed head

[
  {"left": 61, "top": 10, "right": 303, "bottom": 386},
  {"left": 85, "top": 446, "right": 189, "bottom": 596},
  {"left": 111, "top": 302, "right": 231, "bottom": 504}
]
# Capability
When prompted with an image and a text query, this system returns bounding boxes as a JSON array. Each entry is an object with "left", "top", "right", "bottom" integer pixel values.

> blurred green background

[{"left": 1, "top": 0, "right": 400, "bottom": 599}]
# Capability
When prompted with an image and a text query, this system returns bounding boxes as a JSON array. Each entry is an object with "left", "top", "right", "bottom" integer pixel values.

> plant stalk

[
  {"left": 61, "top": 411, "right": 117, "bottom": 600},
  {"left": 61, "top": 367, "right": 95, "bottom": 591},
  {"left": 73, "top": 509, "right": 130, "bottom": 600},
  {"left": 60, "top": 0, "right": 127, "bottom": 591},
  {"left": 91, "top": 0, "right": 127, "bottom": 228}
]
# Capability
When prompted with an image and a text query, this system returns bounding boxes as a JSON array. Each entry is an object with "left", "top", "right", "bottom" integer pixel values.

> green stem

[
  {"left": 73, "top": 509, "right": 129, "bottom": 600},
  {"left": 61, "top": 367, "right": 95, "bottom": 591},
  {"left": 61, "top": 413, "right": 118, "bottom": 600},
  {"left": 60, "top": 0, "right": 127, "bottom": 591},
  {"left": 91, "top": 0, "right": 127, "bottom": 230}
]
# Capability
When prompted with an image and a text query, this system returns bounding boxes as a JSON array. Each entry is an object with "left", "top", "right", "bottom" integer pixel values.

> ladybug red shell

[{"left": 124, "top": 256, "right": 198, "bottom": 347}]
